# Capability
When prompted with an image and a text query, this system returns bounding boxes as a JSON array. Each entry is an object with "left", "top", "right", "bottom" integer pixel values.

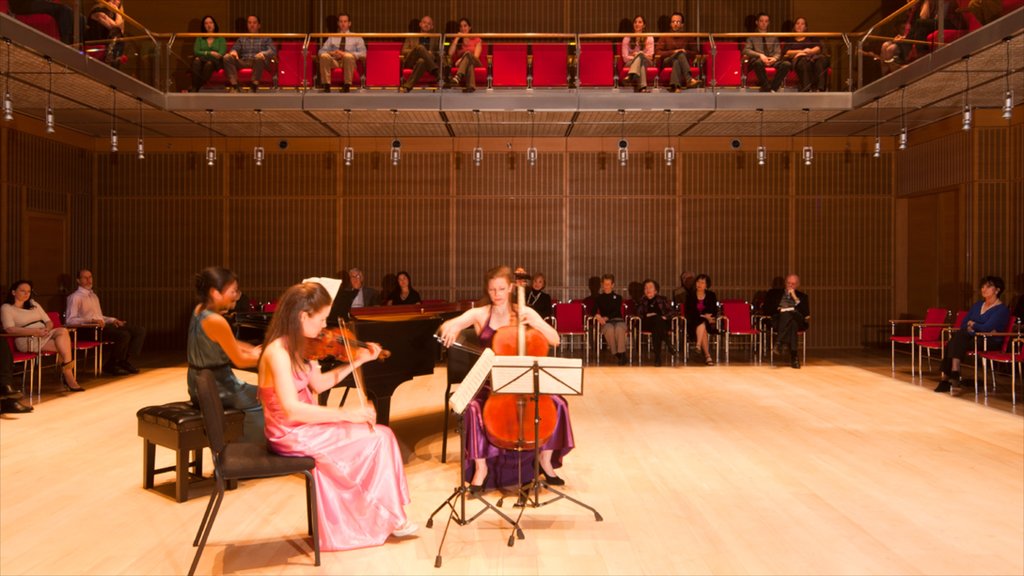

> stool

[{"left": 137, "top": 401, "right": 244, "bottom": 502}]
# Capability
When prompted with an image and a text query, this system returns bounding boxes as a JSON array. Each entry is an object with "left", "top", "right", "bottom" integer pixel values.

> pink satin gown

[{"left": 260, "top": 365, "right": 410, "bottom": 551}]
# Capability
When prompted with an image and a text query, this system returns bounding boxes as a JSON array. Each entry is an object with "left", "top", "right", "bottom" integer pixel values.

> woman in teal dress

[
  {"left": 187, "top": 266, "right": 264, "bottom": 443},
  {"left": 190, "top": 15, "right": 227, "bottom": 92}
]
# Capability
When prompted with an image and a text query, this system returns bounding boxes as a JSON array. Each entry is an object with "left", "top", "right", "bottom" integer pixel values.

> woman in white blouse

[
  {"left": 622, "top": 15, "right": 654, "bottom": 92},
  {"left": 1, "top": 280, "right": 83, "bottom": 391}
]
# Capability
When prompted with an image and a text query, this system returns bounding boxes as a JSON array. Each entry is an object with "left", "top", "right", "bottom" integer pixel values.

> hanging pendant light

[
  {"left": 757, "top": 108, "right": 766, "bottom": 166},
  {"left": 390, "top": 109, "right": 401, "bottom": 166},
  {"left": 526, "top": 109, "right": 537, "bottom": 167},
  {"left": 343, "top": 109, "right": 354, "bottom": 166},
  {"left": 802, "top": 108, "right": 813, "bottom": 166},
  {"left": 873, "top": 98, "right": 881, "bottom": 159},
  {"left": 663, "top": 109, "right": 675, "bottom": 167},
  {"left": 136, "top": 97, "right": 145, "bottom": 159},
  {"left": 898, "top": 87, "right": 908, "bottom": 150},
  {"left": 45, "top": 56, "right": 54, "bottom": 134},
  {"left": 109, "top": 86, "right": 118, "bottom": 152},
  {"left": 253, "top": 109, "right": 264, "bottom": 167},
  {"left": 1002, "top": 39, "right": 1013, "bottom": 121},
  {"left": 205, "top": 109, "right": 216, "bottom": 166},
  {"left": 617, "top": 109, "right": 628, "bottom": 167},
  {"left": 962, "top": 55, "right": 972, "bottom": 131},
  {"left": 3, "top": 39, "right": 13, "bottom": 122},
  {"left": 472, "top": 109, "right": 483, "bottom": 167}
]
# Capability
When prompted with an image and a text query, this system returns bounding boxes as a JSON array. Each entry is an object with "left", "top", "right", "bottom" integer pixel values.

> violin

[
  {"left": 306, "top": 326, "right": 391, "bottom": 362},
  {"left": 481, "top": 283, "right": 557, "bottom": 451}
]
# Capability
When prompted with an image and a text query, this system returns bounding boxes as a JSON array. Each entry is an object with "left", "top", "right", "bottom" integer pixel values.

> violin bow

[{"left": 338, "top": 318, "right": 374, "bottom": 431}]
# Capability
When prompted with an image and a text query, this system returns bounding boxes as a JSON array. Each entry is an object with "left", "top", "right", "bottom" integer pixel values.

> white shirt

[{"left": 66, "top": 286, "right": 116, "bottom": 326}]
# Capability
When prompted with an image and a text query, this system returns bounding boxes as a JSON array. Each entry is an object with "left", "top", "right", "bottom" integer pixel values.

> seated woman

[
  {"left": 86, "top": 0, "right": 125, "bottom": 67},
  {"left": 190, "top": 15, "right": 226, "bottom": 92},
  {"left": 438, "top": 265, "right": 573, "bottom": 493},
  {"left": 636, "top": 279, "right": 673, "bottom": 366},
  {"left": 386, "top": 271, "right": 421, "bottom": 305},
  {"left": 526, "top": 273, "right": 553, "bottom": 319},
  {"left": 622, "top": 15, "right": 654, "bottom": 92},
  {"left": 684, "top": 273, "right": 719, "bottom": 366},
  {"left": 934, "top": 276, "right": 1010, "bottom": 393},
  {"left": 1, "top": 280, "right": 82, "bottom": 391},
  {"left": 188, "top": 267, "right": 263, "bottom": 443},
  {"left": 784, "top": 17, "right": 829, "bottom": 92},
  {"left": 259, "top": 282, "right": 416, "bottom": 549},
  {"left": 446, "top": 17, "right": 482, "bottom": 93}
]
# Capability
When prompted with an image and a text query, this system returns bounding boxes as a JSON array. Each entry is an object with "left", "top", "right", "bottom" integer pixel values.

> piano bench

[{"left": 137, "top": 402, "right": 244, "bottom": 502}]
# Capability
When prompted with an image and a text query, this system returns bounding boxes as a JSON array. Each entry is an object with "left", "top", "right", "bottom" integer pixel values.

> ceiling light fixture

[
  {"left": 45, "top": 56, "right": 54, "bottom": 134},
  {"left": 899, "top": 87, "right": 908, "bottom": 150},
  {"left": 109, "top": 86, "right": 118, "bottom": 152},
  {"left": 472, "top": 109, "right": 483, "bottom": 167},
  {"left": 253, "top": 109, "right": 264, "bottom": 167},
  {"left": 527, "top": 109, "right": 537, "bottom": 167},
  {"left": 205, "top": 109, "right": 216, "bottom": 167},
  {"left": 962, "top": 55, "right": 972, "bottom": 131},
  {"left": 390, "top": 109, "right": 401, "bottom": 166},
  {"left": 343, "top": 109, "right": 354, "bottom": 166},
  {"left": 617, "top": 109, "right": 628, "bottom": 167},
  {"left": 136, "top": 97, "right": 144, "bottom": 159},
  {"left": 663, "top": 109, "right": 675, "bottom": 167},
  {"left": 3, "top": 39, "right": 13, "bottom": 122},
  {"left": 757, "top": 108, "right": 766, "bottom": 166},
  {"left": 1003, "top": 38, "right": 1014, "bottom": 121},
  {"left": 802, "top": 108, "right": 813, "bottom": 166},
  {"left": 873, "top": 98, "right": 881, "bottom": 158}
]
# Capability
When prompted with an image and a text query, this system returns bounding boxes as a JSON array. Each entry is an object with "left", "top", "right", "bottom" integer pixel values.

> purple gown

[
  {"left": 462, "top": 308, "right": 575, "bottom": 488},
  {"left": 260, "top": 364, "right": 410, "bottom": 551}
]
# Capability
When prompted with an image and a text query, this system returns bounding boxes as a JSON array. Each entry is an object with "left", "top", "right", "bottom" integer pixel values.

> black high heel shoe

[
  {"left": 60, "top": 363, "right": 85, "bottom": 392},
  {"left": 467, "top": 472, "right": 488, "bottom": 496},
  {"left": 541, "top": 471, "right": 565, "bottom": 486}
]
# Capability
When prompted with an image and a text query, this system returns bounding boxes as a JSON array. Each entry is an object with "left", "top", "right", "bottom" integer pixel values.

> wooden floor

[{"left": 1, "top": 351, "right": 1022, "bottom": 576}]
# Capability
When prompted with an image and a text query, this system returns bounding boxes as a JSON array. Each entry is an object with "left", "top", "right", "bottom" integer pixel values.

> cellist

[{"left": 438, "top": 266, "right": 574, "bottom": 494}]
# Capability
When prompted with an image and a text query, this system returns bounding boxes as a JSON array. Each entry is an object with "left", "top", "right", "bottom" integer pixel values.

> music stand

[
  {"left": 488, "top": 355, "right": 602, "bottom": 547},
  {"left": 426, "top": 348, "right": 523, "bottom": 568}
]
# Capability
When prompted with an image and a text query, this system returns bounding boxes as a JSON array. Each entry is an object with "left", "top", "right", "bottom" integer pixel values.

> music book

[
  {"left": 303, "top": 277, "right": 343, "bottom": 301},
  {"left": 449, "top": 347, "right": 495, "bottom": 415}
]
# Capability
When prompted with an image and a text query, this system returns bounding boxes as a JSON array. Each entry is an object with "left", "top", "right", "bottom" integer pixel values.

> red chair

[
  {"left": 365, "top": 41, "right": 402, "bottom": 87},
  {"left": 655, "top": 50, "right": 703, "bottom": 89},
  {"left": 449, "top": 41, "right": 488, "bottom": 88},
  {"left": 705, "top": 41, "right": 743, "bottom": 88},
  {"left": 277, "top": 41, "right": 314, "bottom": 89},
  {"left": 262, "top": 300, "right": 278, "bottom": 313},
  {"left": 492, "top": 43, "right": 529, "bottom": 87},
  {"left": 0, "top": 0, "right": 61, "bottom": 41},
  {"left": 49, "top": 311, "right": 105, "bottom": 378},
  {"left": 720, "top": 300, "right": 760, "bottom": 364},
  {"left": 889, "top": 307, "right": 949, "bottom": 376},
  {"left": 978, "top": 334, "right": 1023, "bottom": 405},
  {"left": 916, "top": 310, "right": 968, "bottom": 377},
  {"left": 618, "top": 57, "right": 658, "bottom": 89},
  {"left": 973, "top": 315, "right": 1019, "bottom": 397},
  {"left": 577, "top": 41, "right": 615, "bottom": 87},
  {"left": 530, "top": 43, "right": 569, "bottom": 87},
  {"left": 552, "top": 300, "right": 588, "bottom": 363},
  {"left": 205, "top": 39, "right": 278, "bottom": 89},
  {"left": 3, "top": 335, "right": 36, "bottom": 404}
]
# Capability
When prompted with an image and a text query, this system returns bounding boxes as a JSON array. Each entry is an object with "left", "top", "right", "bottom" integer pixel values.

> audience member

[
  {"left": 656, "top": 12, "right": 700, "bottom": 92},
  {"left": 784, "top": 17, "right": 829, "bottom": 92},
  {"left": 341, "top": 267, "right": 379, "bottom": 309},
  {"left": 399, "top": 15, "right": 440, "bottom": 93},
  {"left": 672, "top": 271, "right": 696, "bottom": 306},
  {"left": 387, "top": 271, "right": 421, "bottom": 305},
  {"left": 1, "top": 339, "right": 33, "bottom": 413},
  {"left": 2, "top": 280, "right": 83, "bottom": 391},
  {"left": 259, "top": 282, "right": 417, "bottom": 548},
  {"left": 934, "top": 276, "right": 1010, "bottom": 393},
  {"left": 636, "top": 279, "right": 673, "bottom": 366},
  {"left": 66, "top": 269, "right": 146, "bottom": 376},
  {"left": 527, "top": 273, "right": 553, "bottom": 319},
  {"left": 879, "top": 0, "right": 961, "bottom": 70},
  {"left": 190, "top": 15, "right": 226, "bottom": 92},
  {"left": 446, "top": 17, "right": 482, "bottom": 93},
  {"left": 622, "top": 15, "right": 654, "bottom": 92},
  {"left": 438, "top": 266, "right": 573, "bottom": 492},
  {"left": 684, "top": 273, "right": 719, "bottom": 366},
  {"left": 223, "top": 15, "right": 276, "bottom": 92},
  {"left": 763, "top": 274, "right": 809, "bottom": 369},
  {"left": 594, "top": 274, "right": 627, "bottom": 365},
  {"left": 582, "top": 276, "right": 602, "bottom": 317},
  {"left": 744, "top": 12, "right": 791, "bottom": 92},
  {"left": 188, "top": 266, "right": 264, "bottom": 444},
  {"left": 8, "top": 0, "right": 79, "bottom": 45},
  {"left": 86, "top": 0, "right": 125, "bottom": 67},
  {"left": 318, "top": 13, "right": 365, "bottom": 93}
]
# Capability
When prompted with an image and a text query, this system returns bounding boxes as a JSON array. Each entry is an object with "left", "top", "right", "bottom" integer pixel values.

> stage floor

[{"left": 1, "top": 351, "right": 1022, "bottom": 575}]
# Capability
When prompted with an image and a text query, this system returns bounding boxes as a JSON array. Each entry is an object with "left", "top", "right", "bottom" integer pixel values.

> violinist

[
  {"left": 259, "top": 282, "right": 417, "bottom": 549},
  {"left": 438, "top": 266, "right": 574, "bottom": 494},
  {"left": 187, "top": 267, "right": 264, "bottom": 443}
]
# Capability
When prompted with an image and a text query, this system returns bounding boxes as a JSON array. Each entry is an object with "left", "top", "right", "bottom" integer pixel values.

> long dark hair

[
  {"left": 263, "top": 282, "right": 331, "bottom": 372},
  {"left": 631, "top": 15, "right": 645, "bottom": 50},
  {"left": 5, "top": 280, "right": 35, "bottom": 309},
  {"left": 194, "top": 266, "right": 237, "bottom": 309},
  {"left": 200, "top": 14, "right": 220, "bottom": 33}
]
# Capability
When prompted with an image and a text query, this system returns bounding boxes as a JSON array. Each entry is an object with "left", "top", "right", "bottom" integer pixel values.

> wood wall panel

[
  {"left": 342, "top": 152, "right": 448, "bottom": 198},
  {"left": 97, "top": 153, "right": 222, "bottom": 198},
  {"left": 896, "top": 131, "right": 970, "bottom": 197}
]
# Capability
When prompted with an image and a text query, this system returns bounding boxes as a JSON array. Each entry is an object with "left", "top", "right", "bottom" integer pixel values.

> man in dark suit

[
  {"left": 341, "top": 267, "right": 379, "bottom": 310},
  {"left": 764, "top": 274, "right": 809, "bottom": 368}
]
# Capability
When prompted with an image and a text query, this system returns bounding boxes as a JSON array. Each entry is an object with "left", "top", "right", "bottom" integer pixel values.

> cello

[{"left": 481, "top": 282, "right": 557, "bottom": 451}]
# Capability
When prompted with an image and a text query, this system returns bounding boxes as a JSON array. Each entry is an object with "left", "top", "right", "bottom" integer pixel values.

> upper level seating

[{"left": 0, "top": 0, "right": 60, "bottom": 40}]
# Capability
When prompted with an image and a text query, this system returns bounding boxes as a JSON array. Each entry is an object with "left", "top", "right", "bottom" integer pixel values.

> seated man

[
  {"left": 593, "top": 274, "right": 627, "bottom": 365},
  {"left": 743, "top": 12, "right": 791, "bottom": 92},
  {"left": 764, "top": 274, "right": 809, "bottom": 368},
  {"left": 318, "top": 13, "right": 365, "bottom": 93},
  {"left": 337, "top": 267, "right": 379, "bottom": 312},
  {"left": 399, "top": 15, "right": 440, "bottom": 93},
  {"left": 65, "top": 268, "right": 146, "bottom": 376},
  {"left": 223, "top": 15, "right": 276, "bottom": 91},
  {"left": 8, "top": 0, "right": 78, "bottom": 45},
  {"left": 656, "top": 12, "right": 700, "bottom": 92}
]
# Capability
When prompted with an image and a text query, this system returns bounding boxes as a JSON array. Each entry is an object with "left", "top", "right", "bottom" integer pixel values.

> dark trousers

[
  {"left": 749, "top": 58, "right": 792, "bottom": 91},
  {"left": 793, "top": 56, "right": 830, "bottom": 92},
  {"left": 223, "top": 55, "right": 267, "bottom": 86},
  {"left": 0, "top": 340, "right": 13, "bottom": 388},
  {"left": 9, "top": 0, "right": 78, "bottom": 44},
  {"left": 641, "top": 315, "right": 670, "bottom": 359},
  {"left": 402, "top": 44, "right": 438, "bottom": 88},
  {"left": 941, "top": 329, "right": 979, "bottom": 374},
  {"left": 774, "top": 311, "right": 802, "bottom": 356},
  {"left": 191, "top": 58, "right": 222, "bottom": 91},
  {"left": 104, "top": 323, "right": 146, "bottom": 367}
]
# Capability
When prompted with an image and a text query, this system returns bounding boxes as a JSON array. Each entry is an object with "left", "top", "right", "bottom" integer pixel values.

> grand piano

[{"left": 233, "top": 301, "right": 470, "bottom": 426}]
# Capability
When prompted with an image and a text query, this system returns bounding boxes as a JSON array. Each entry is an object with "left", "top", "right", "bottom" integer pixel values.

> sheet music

[
  {"left": 449, "top": 348, "right": 495, "bottom": 415},
  {"left": 303, "top": 277, "right": 343, "bottom": 301}
]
